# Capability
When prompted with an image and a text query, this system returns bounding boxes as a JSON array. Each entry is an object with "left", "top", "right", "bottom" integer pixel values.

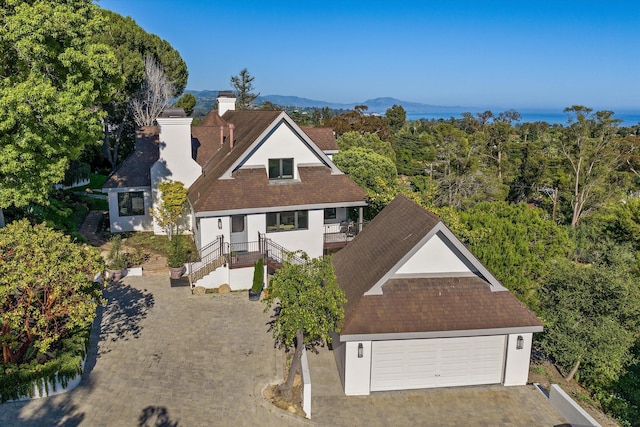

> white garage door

[{"left": 370, "top": 335, "right": 506, "bottom": 391}]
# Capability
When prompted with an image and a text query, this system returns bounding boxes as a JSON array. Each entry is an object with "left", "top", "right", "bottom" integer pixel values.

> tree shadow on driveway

[{"left": 97, "top": 280, "right": 155, "bottom": 356}]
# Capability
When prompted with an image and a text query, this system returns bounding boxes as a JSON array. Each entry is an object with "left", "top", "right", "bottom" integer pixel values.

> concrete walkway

[{"left": 0, "top": 275, "right": 567, "bottom": 426}]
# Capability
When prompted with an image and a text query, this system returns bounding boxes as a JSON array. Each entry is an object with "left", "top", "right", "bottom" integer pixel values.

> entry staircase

[{"left": 187, "top": 233, "right": 304, "bottom": 288}]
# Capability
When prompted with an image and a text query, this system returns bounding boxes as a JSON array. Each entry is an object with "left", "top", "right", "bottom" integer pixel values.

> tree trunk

[
  {"left": 565, "top": 358, "right": 580, "bottom": 382},
  {"left": 279, "top": 328, "right": 304, "bottom": 401},
  {"left": 0, "top": 207, "right": 5, "bottom": 228}
]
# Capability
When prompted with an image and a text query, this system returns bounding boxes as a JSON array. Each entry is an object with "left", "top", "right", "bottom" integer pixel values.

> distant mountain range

[{"left": 185, "top": 90, "right": 475, "bottom": 115}]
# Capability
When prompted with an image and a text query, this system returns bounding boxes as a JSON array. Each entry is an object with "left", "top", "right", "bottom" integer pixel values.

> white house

[
  {"left": 103, "top": 93, "right": 367, "bottom": 289},
  {"left": 330, "top": 195, "right": 543, "bottom": 395}
]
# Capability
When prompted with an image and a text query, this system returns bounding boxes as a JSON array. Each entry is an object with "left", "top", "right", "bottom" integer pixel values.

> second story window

[{"left": 268, "top": 158, "right": 293, "bottom": 180}]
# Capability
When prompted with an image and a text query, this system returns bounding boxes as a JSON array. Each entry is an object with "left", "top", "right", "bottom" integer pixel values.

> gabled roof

[
  {"left": 190, "top": 166, "right": 367, "bottom": 216},
  {"left": 333, "top": 195, "right": 543, "bottom": 339},
  {"left": 300, "top": 127, "right": 338, "bottom": 152},
  {"left": 103, "top": 126, "right": 159, "bottom": 189},
  {"left": 188, "top": 110, "right": 366, "bottom": 214}
]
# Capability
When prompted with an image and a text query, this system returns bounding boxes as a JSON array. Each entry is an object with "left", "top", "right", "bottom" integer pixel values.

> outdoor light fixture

[
  {"left": 218, "top": 218, "right": 222, "bottom": 229},
  {"left": 516, "top": 335, "right": 524, "bottom": 350},
  {"left": 357, "top": 343, "right": 363, "bottom": 358}
]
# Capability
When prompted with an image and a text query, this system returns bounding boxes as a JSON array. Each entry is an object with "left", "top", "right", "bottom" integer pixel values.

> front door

[{"left": 230, "top": 215, "right": 248, "bottom": 253}]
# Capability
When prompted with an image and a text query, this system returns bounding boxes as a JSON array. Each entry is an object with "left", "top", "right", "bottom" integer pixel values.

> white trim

[
  {"left": 221, "top": 114, "right": 342, "bottom": 179},
  {"left": 365, "top": 222, "right": 507, "bottom": 296},
  {"left": 102, "top": 186, "right": 151, "bottom": 193},
  {"left": 391, "top": 271, "right": 478, "bottom": 279},
  {"left": 339, "top": 326, "right": 543, "bottom": 342},
  {"left": 195, "top": 201, "right": 367, "bottom": 218}
]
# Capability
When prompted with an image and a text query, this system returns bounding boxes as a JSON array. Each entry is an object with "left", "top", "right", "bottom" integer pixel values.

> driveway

[{"left": 0, "top": 276, "right": 566, "bottom": 426}]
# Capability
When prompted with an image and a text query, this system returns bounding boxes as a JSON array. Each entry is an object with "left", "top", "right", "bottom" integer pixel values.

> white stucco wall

[
  {"left": 503, "top": 333, "right": 533, "bottom": 386},
  {"left": 264, "top": 209, "right": 324, "bottom": 258},
  {"left": 241, "top": 123, "right": 324, "bottom": 179},
  {"left": 395, "top": 233, "right": 473, "bottom": 276},
  {"left": 198, "top": 216, "right": 229, "bottom": 250},
  {"left": 105, "top": 189, "right": 154, "bottom": 233},
  {"left": 343, "top": 341, "right": 372, "bottom": 396},
  {"left": 229, "top": 266, "right": 254, "bottom": 290},
  {"left": 330, "top": 332, "right": 346, "bottom": 390},
  {"left": 154, "top": 117, "right": 200, "bottom": 188},
  {"left": 192, "top": 265, "right": 229, "bottom": 289}
]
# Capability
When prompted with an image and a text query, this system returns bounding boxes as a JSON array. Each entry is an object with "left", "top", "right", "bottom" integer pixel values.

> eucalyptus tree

[{"left": 560, "top": 106, "right": 624, "bottom": 227}]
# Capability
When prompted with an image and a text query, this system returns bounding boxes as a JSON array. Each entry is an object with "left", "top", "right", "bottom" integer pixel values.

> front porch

[
  {"left": 187, "top": 223, "right": 366, "bottom": 288},
  {"left": 323, "top": 221, "right": 367, "bottom": 253}
]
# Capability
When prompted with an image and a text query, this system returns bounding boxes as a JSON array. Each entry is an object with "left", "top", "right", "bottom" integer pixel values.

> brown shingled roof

[
  {"left": 190, "top": 166, "right": 366, "bottom": 213},
  {"left": 340, "top": 278, "right": 543, "bottom": 336},
  {"left": 188, "top": 110, "right": 366, "bottom": 213},
  {"left": 333, "top": 195, "right": 543, "bottom": 337},
  {"left": 333, "top": 195, "right": 441, "bottom": 316},
  {"left": 300, "top": 127, "right": 338, "bottom": 151},
  {"left": 103, "top": 126, "right": 159, "bottom": 189}
]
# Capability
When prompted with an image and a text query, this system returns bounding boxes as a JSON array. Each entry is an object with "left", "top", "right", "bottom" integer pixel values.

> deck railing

[{"left": 323, "top": 221, "right": 367, "bottom": 244}]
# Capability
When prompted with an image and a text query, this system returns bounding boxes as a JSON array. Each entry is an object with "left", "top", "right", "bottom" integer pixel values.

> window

[
  {"left": 266, "top": 211, "right": 308, "bottom": 232},
  {"left": 231, "top": 215, "right": 245, "bottom": 233},
  {"left": 117, "top": 192, "right": 145, "bottom": 216},
  {"left": 268, "top": 158, "right": 293, "bottom": 179},
  {"left": 324, "top": 208, "right": 337, "bottom": 220}
]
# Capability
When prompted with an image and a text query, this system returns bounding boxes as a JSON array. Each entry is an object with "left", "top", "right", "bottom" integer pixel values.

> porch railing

[
  {"left": 261, "top": 235, "right": 305, "bottom": 265},
  {"left": 323, "top": 221, "right": 367, "bottom": 244},
  {"left": 187, "top": 235, "right": 225, "bottom": 286},
  {"left": 188, "top": 233, "right": 313, "bottom": 287}
]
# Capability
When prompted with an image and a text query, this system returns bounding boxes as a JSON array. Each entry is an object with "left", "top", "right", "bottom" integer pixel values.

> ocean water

[{"left": 405, "top": 111, "right": 640, "bottom": 125}]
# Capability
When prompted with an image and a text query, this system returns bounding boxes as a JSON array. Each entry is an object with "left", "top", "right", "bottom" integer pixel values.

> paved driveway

[{"left": 0, "top": 276, "right": 566, "bottom": 426}]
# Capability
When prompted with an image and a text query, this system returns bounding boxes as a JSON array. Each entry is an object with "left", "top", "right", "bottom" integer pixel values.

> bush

[
  {"left": 0, "top": 326, "right": 90, "bottom": 402},
  {"left": 252, "top": 258, "right": 264, "bottom": 292}
]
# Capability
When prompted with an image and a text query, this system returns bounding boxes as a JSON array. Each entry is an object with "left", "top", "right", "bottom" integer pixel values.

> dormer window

[{"left": 268, "top": 158, "right": 293, "bottom": 180}]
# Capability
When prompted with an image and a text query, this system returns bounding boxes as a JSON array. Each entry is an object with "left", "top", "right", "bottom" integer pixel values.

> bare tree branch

[{"left": 131, "top": 55, "right": 174, "bottom": 127}]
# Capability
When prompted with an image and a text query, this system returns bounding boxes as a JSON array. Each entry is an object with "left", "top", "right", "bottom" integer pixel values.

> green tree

[
  {"left": 0, "top": 0, "right": 119, "bottom": 223},
  {"left": 560, "top": 106, "right": 624, "bottom": 227},
  {"left": 263, "top": 253, "right": 345, "bottom": 400},
  {"left": 153, "top": 180, "right": 188, "bottom": 241},
  {"left": 173, "top": 93, "right": 196, "bottom": 116},
  {"left": 231, "top": 68, "right": 259, "bottom": 110},
  {"left": 392, "top": 133, "right": 435, "bottom": 176},
  {"left": 460, "top": 202, "right": 572, "bottom": 308},
  {"left": 95, "top": 9, "right": 188, "bottom": 169},
  {"left": 325, "top": 105, "right": 391, "bottom": 140},
  {"left": 0, "top": 220, "right": 104, "bottom": 365},
  {"left": 385, "top": 104, "right": 406, "bottom": 133},
  {"left": 337, "top": 131, "right": 395, "bottom": 161},
  {"left": 540, "top": 258, "right": 640, "bottom": 386},
  {"left": 333, "top": 147, "right": 399, "bottom": 219}
]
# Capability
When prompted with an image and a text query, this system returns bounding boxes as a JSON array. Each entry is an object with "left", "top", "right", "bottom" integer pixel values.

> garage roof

[{"left": 333, "top": 195, "right": 543, "bottom": 339}]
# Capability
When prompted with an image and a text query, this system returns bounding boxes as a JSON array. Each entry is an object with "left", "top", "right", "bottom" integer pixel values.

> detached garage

[{"left": 331, "top": 195, "right": 543, "bottom": 396}]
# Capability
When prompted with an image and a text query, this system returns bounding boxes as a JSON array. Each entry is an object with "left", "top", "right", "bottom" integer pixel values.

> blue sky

[{"left": 97, "top": 0, "right": 639, "bottom": 111}]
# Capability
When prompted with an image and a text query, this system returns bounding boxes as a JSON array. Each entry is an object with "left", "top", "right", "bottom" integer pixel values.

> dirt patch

[
  {"left": 263, "top": 378, "right": 306, "bottom": 418},
  {"left": 529, "top": 357, "right": 619, "bottom": 427}
]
